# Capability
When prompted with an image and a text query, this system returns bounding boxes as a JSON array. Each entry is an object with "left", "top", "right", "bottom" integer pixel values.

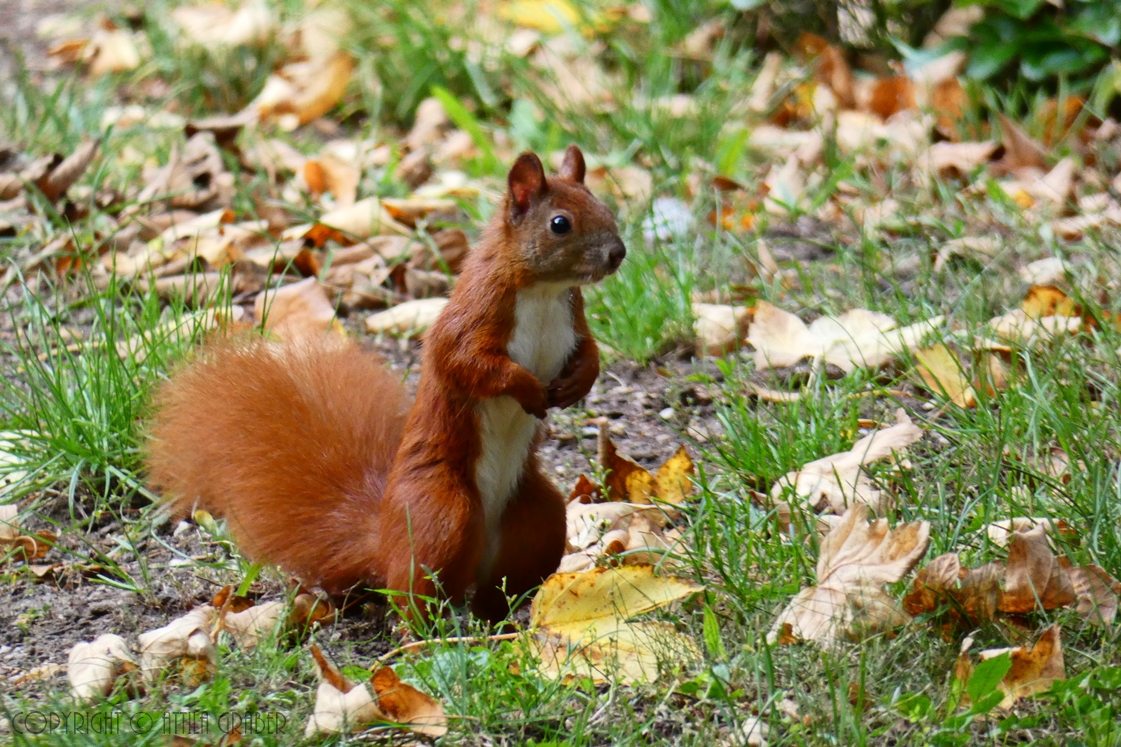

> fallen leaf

[
  {"left": 963, "top": 626, "right": 1065, "bottom": 708},
  {"left": 771, "top": 409, "right": 923, "bottom": 515},
  {"left": 933, "top": 236, "right": 1001, "bottom": 272},
  {"left": 748, "top": 301, "right": 942, "bottom": 372},
  {"left": 304, "top": 646, "right": 385, "bottom": 737},
  {"left": 370, "top": 666, "right": 448, "bottom": 738},
  {"left": 68, "top": 634, "right": 138, "bottom": 702},
  {"left": 528, "top": 565, "right": 701, "bottom": 684},
  {"left": 768, "top": 504, "right": 930, "bottom": 646},
  {"left": 221, "top": 601, "right": 285, "bottom": 649},
  {"left": 692, "top": 303, "right": 751, "bottom": 357},
  {"left": 996, "top": 114, "right": 1048, "bottom": 172},
  {"left": 33, "top": 140, "right": 99, "bottom": 202},
  {"left": 304, "top": 153, "right": 359, "bottom": 207},
  {"left": 903, "top": 552, "right": 1003, "bottom": 626},
  {"left": 1019, "top": 258, "right": 1068, "bottom": 287},
  {"left": 919, "top": 141, "right": 999, "bottom": 179},
  {"left": 998, "top": 524, "right": 1076, "bottom": 614},
  {"left": 171, "top": 0, "right": 276, "bottom": 47},
  {"left": 365, "top": 298, "right": 448, "bottom": 337},
  {"left": 313, "top": 198, "right": 411, "bottom": 243},
  {"left": 915, "top": 344, "right": 976, "bottom": 407},
  {"left": 0, "top": 505, "right": 56, "bottom": 560},
  {"left": 256, "top": 277, "right": 344, "bottom": 341},
  {"left": 1068, "top": 565, "right": 1121, "bottom": 626},
  {"left": 869, "top": 76, "right": 916, "bottom": 120},
  {"left": 137, "top": 605, "right": 217, "bottom": 684},
  {"left": 136, "top": 133, "right": 230, "bottom": 211},
  {"left": 83, "top": 29, "right": 143, "bottom": 76},
  {"left": 250, "top": 52, "right": 354, "bottom": 130}
]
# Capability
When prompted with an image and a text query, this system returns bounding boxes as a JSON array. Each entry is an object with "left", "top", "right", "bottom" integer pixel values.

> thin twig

[{"left": 374, "top": 632, "right": 521, "bottom": 666}]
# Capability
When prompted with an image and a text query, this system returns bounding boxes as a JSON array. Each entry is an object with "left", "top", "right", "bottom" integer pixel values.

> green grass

[{"left": 4, "top": 0, "right": 1121, "bottom": 745}]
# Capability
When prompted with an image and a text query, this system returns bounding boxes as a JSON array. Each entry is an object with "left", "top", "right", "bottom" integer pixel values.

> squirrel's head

[{"left": 504, "top": 145, "right": 626, "bottom": 285}]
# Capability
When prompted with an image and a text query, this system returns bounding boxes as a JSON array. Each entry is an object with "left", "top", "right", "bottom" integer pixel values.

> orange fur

[{"left": 146, "top": 337, "right": 410, "bottom": 594}]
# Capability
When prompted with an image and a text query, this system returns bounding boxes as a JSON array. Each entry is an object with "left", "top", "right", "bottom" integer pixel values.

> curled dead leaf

[
  {"left": 68, "top": 634, "right": 138, "bottom": 702},
  {"left": 137, "top": 606, "right": 217, "bottom": 684}
]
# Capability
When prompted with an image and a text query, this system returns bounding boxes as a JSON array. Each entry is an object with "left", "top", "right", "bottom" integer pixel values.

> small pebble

[
  {"left": 659, "top": 407, "right": 675, "bottom": 420},
  {"left": 581, "top": 426, "right": 599, "bottom": 438}
]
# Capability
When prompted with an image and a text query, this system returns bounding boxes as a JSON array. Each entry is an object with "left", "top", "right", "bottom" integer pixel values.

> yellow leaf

[
  {"left": 654, "top": 446, "right": 695, "bottom": 505},
  {"left": 915, "top": 344, "right": 976, "bottom": 407},
  {"left": 499, "top": 0, "right": 581, "bottom": 33},
  {"left": 527, "top": 565, "right": 701, "bottom": 684}
]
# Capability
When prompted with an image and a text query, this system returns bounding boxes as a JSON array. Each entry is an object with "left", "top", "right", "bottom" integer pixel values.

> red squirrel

[{"left": 146, "top": 145, "right": 626, "bottom": 621}]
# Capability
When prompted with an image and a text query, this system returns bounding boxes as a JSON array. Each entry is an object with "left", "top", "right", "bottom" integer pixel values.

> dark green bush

[{"left": 965, "top": 0, "right": 1120, "bottom": 84}]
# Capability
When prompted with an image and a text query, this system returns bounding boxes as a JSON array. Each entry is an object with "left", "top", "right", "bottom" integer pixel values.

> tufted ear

[
  {"left": 508, "top": 152, "right": 548, "bottom": 221},
  {"left": 558, "top": 144, "right": 586, "bottom": 184}
]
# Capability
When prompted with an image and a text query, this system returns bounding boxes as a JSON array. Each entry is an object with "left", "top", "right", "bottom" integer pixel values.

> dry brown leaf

[
  {"left": 747, "top": 52, "right": 783, "bottom": 113},
  {"left": 528, "top": 565, "right": 701, "bottom": 684},
  {"left": 136, "top": 133, "right": 230, "bottom": 211},
  {"left": 748, "top": 301, "right": 942, "bottom": 373},
  {"left": 304, "top": 646, "right": 385, "bottom": 736},
  {"left": 768, "top": 504, "right": 930, "bottom": 646},
  {"left": 137, "top": 606, "right": 217, "bottom": 684},
  {"left": 365, "top": 298, "right": 448, "bottom": 337},
  {"left": 304, "top": 154, "right": 359, "bottom": 207},
  {"left": 83, "top": 29, "right": 143, "bottom": 75},
  {"left": 771, "top": 409, "right": 922, "bottom": 516},
  {"left": 68, "top": 634, "right": 138, "bottom": 702},
  {"left": 692, "top": 302, "right": 751, "bottom": 357},
  {"left": 171, "top": 0, "right": 276, "bottom": 47},
  {"left": 256, "top": 277, "right": 343, "bottom": 341},
  {"left": 250, "top": 52, "right": 354, "bottom": 130},
  {"left": 919, "top": 141, "right": 998, "bottom": 179},
  {"left": 316, "top": 198, "right": 411, "bottom": 241},
  {"left": 869, "top": 76, "right": 916, "bottom": 120},
  {"left": 0, "top": 505, "right": 56, "bottom": 560},
  {"left": 903, "top": 552, "right": 1002, "bottom": 626},
  {"left": 34, "top": 139, "right": 98, "bottom": 202},
  {"left": 998, "top": 524, "right": 1076, "bottom": 614},
  {"left": 996, "top": 114, "right": 1048, "bottom": 172},
  {"left": 915, "top": 344, "right": 976, "bottom": 407},
  {"left": 968, "top": 626, "right": 1065, "bottom": 708},
  {"left": 222, "top": 601, "right": 285, "bottom": 649},
  {"left": 1068, "top": 564, "right": 1121, "bottom": 626},
  {"left": 370, "top": 667, "right": 448, "bottom": 737}
]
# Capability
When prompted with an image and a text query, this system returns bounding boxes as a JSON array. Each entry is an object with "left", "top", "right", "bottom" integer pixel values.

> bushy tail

[{"left": 145, "top": 336, "right": 410, "bottom": 593}]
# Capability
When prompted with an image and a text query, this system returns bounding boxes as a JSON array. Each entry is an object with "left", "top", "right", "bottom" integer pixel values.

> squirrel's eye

[{"left": 550, "top": 215, "right": 572, "bottom": 235}]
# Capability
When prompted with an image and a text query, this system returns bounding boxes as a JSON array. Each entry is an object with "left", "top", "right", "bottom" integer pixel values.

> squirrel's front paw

[
  {"left": 547, "top": 356, "right": 596, "bottom": 409},
  {"left": 510, "top": 379, "right": 548, "bottom": 419}
]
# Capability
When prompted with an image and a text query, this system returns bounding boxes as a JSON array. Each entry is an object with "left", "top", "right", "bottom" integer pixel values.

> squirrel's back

[{"left": 146, "top": 336, "right": 410, "bottom": 593}]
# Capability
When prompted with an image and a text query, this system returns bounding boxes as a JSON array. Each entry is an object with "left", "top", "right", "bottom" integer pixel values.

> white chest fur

[{"left": 473, "top": 283, "right": 576, "bottom": 573}]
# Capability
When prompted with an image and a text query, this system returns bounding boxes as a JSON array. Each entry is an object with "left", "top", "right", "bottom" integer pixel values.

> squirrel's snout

[{"left": 606, "top": 239, "right": 626, "bottom": 271}]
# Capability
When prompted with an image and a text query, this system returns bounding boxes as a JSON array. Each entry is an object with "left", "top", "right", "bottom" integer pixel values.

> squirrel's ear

[
  {"left": 558, "top": 144, "right": 586, "bottom": 184},
  {"left": 508, "top": 152, "right": 548, "bottom": 220}
]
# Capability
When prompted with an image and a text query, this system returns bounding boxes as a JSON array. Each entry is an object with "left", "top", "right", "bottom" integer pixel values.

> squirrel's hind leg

[
  {"left": 381, "top": 469, "right": 486, "bottom": 620},
  {"left": 471, "top": 460, "right": 566, "bottom": 622}
]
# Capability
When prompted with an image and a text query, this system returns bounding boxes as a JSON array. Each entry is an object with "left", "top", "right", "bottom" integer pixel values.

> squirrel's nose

[{"left": 606, "top": 239, "right": 626, "bottom": 271}]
